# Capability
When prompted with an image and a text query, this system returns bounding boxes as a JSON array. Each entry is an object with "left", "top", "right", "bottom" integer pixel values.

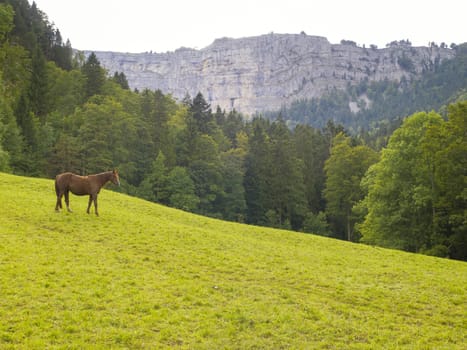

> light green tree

[
  {"left": 324, "top": 133, "right": 378, "bottom": 241},
  {"left": 139, "top": 151, "right": 169, "bottom": 203},
  {"left": 75, "top": 96, "right": 135, "bottom": 174},
  {"left": 166, "top": 166, "right": 199, "bottom": 211},
  {"left": 360, "top": 111, "right": 444, "bottom": 252}
]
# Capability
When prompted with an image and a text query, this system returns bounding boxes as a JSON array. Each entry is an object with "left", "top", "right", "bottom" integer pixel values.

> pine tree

[
  {"left": 294, "top": 124, "right": 328, "bottom": 213},
  {"left": 28, "top": 46, "right": 49, "bottom": 121},
  {"left": 81, "top": 52, "right": 106, "bottom": 99},
  {"left": 244, "top": 121, "right": 272, "bottom": 225},
  {"left": 190, "top": 92, "right": 213, "bottom": 134},
  {"left": 268, "top": 119, "right": 307, "bottom": 229},
  {"left": 112, "top": 71, "right": 129, "bottom": 90}
]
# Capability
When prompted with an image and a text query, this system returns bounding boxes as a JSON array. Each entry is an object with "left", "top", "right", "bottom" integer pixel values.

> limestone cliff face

[{"left": 89, "top": 34, "right": 454, "bottom": 115}]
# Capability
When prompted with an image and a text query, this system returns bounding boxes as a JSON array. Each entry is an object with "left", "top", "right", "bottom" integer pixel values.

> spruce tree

[{"left": 81, "top": 52, "right": 106, "bottom": 99}]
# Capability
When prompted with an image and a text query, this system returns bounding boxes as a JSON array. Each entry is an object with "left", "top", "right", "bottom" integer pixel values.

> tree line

[{"left": 0, "top": 1, "right": 465, "bottom": 260}]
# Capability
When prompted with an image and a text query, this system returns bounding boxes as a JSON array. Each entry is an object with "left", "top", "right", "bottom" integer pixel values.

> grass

[{"left": 0, "top": 172, "right": 466, "bottom": 349}]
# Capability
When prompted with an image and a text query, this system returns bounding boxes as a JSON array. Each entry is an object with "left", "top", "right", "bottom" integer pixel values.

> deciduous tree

[
  {"left": 324, "top": 133, "right": 378, "bottom": 241},
  {"left": 360, "top": 112, "right": 444, "bottom": 251}
]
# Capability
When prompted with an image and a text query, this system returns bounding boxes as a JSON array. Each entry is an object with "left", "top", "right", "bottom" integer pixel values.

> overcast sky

[{"left": 31, "top": 0, "right": 466, "bottom": 53}]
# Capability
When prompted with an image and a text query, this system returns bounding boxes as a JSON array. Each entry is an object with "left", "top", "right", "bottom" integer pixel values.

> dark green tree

[
  {"left": 51, "top": 35, "right": 73, "bottom": 71},
  {"left": 140, "top": 89, "right": 177, "bottom": 167},
  {"left": 268, "top": 119, "right": 307, "bottom": 229},
  {"left": 223, "top": 110, "right": 245, "bottom": 147},
  {"left": 188, "top": 134, "right": 224, "bottom": 217},
  {"left": 294, "top": 124, "right": 328, "bottom": 213},
  {"left": 81, "top": 52, "right": 106, "bottom": 99},
  {"left": 190, "top": 92, "right": 213, "bottom": 134},
  {"left": 14, "top": 92, "right": 39, "bottom": 173},
  {"left": 220, "top": 145, "right": 247, "bottom": 222},
  {"left": 131, "top": 118, "right": 155, "bottom": 186},
  {"left": 28, "top": 46, "right": 48, "bottom": 121},
  {"left": 244, "top": 121, "right": 272, "bottom": 225},
  {"left": 48, "top": 133, "right": 81, "bottom": 175},
  {"left": 0, "top": 3, "right": 25, "bottom": 172},
  {"left": 434, "top": 102, "right": 467, "bottom": 259},
  {"left": 112, "top": 71, "right": 129, "bottom": 90}
]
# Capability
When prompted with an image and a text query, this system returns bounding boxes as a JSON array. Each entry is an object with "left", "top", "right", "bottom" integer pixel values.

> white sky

[{"left": 31, "top": 0, "right": 466, "bottom": 53}]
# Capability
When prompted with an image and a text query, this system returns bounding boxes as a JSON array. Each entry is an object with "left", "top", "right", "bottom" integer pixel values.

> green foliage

[
  {"left": 139, "top": 151, "right": 169, "bottom": 203},
  {"left": 268, "top": 119, "right": 307, "bottom": 229},
  {"left": 293, "top": 124, "right": 328, "bottom": 213},
  {"left": 28, "top": 47, "right": 49, "bottom": 119},
  {"left": 76, "top": 96, "right": 136, "bottom": 174},
  {"left": 219, "top": 147, "right": 247, "bottom": 222},
  {"left": 165, "top": 166, "right": 199, "bottom": 211},
  {"left": 244, "top": 121, "right": 273, "bottom": 225},
  {"left": 0, "top": 3, "right": 14, "bottom": 41},
  {"left": 81, "top": 52, "right": 106, "bottom": 98},
  {"left": 1, "top": 172, "right": 466, "bottom": 348},
  {"left": 189, "top": 92, "right": 214, "bottom": 134},
  {"left": 112, "top": 71, "right": 129, "bottom": 90},
  {"left": 302, "top": 211, "right": 331, "bottom": 236},
  {"left": 5, "top": 0, "right": 72, "bottom": 69},
  {"left": 324, "top": 133, "right": 379, "bottom": 241},
  {"left": 361, "top": 112, "right": 444, "bottom": 250},
  {"left": 430, "top": 102, "right": 467, "bottom": 259},
  {"left": 360, "top": 105, "right": 466, "bottom": 259},
  {"left": 46, "top": 63, "right": 85, "bottom": 115}
]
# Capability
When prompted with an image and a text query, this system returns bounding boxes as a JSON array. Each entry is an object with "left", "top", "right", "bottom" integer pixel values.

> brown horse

[{"left": 55, "top": 170, "right": 120, "bottom": 216}]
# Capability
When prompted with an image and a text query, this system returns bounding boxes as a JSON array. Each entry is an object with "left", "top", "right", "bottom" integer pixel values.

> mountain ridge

[{"left": 87, "top": 33, "right": 456, "bottom": 115}]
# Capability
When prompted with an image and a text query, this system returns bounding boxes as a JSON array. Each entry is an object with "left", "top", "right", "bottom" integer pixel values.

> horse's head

[{"left": 112, "top": 169, "right": 120, "bottom": 186}]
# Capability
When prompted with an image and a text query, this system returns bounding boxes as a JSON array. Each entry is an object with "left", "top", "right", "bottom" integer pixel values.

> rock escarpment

[{"left": 89, "top": 33, "right": 455, "bottom": 115}]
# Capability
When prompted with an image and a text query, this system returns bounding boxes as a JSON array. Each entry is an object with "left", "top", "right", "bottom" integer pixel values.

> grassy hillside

[{"left": 0, "top": 172, "right": 465, "bottom": 349}]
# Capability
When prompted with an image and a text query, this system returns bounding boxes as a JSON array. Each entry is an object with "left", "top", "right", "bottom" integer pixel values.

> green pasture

[{"left": 0, "top": 172, "right": 465, "bottom": 349}]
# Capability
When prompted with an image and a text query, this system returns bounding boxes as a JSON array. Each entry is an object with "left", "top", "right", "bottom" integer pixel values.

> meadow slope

[{"left": 0, "top": 172, "right": 465, "bottom": 349}]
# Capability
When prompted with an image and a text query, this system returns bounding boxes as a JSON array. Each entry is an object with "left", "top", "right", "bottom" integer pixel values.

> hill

[
  {"left": 89, "top": 34, "right": 455, "bottom": 116},
  {"left": 0, "top": 172, "right": 466, "bottom": 348}
]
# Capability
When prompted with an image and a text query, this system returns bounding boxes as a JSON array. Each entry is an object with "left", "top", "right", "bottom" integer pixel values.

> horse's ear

[{"left": 113, "top": 168, "right": 118, "bottom": 174}]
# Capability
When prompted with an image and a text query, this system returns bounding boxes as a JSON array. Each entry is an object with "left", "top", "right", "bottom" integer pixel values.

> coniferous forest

[{"left": 1, "top": 0, "right": 466, "bottom": 260}]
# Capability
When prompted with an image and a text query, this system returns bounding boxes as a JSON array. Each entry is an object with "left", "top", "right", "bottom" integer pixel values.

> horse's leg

[
  {"left": 55, "top": 180, "right": 61, "bottom": 211},
  {"left": 55, "top": 192, "right": 63, "bottom": 212},
  {"left": 87, "top": 195, "right": 92, "bottom": 214},
  {"left": 93, "top": 196, "right": 99, "bottom": 216},
  {"left": 65, "top": 190, "right": 73, "bottom": 212}
]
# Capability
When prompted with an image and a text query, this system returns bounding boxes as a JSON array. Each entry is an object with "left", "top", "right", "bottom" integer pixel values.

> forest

[{"left": 0, "top": 0, "right": 466, "bottom": 260}]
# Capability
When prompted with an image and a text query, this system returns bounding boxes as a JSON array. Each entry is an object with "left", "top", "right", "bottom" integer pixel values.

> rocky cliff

[{"left": 89, "top": 33, "right": 455, "bottom": 116}]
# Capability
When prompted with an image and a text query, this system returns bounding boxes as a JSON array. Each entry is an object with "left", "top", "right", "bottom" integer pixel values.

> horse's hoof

[{"left": 67, "top": 209, "right": 73, "bottom": 213}]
